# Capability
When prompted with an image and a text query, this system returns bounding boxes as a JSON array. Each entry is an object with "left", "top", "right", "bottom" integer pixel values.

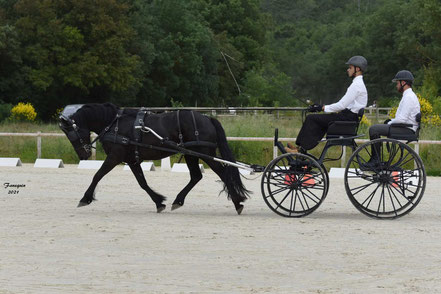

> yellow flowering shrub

[
  {"left": 388, "top": 93, "right": 441, "bottom": 126},
  {"left": 10, "top": 102, "right": 37, "bottom": 121},
  {"left": 360, "top": 115, "right": 371, "bottom": 126}
]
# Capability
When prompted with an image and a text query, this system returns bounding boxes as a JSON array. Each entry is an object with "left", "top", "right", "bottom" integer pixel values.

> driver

[
  {"left": 364, "top": 70, "right": 420, "bottom": 166},
  {"left": 286, "top": 55, "right": 368, "bottom": 153}
]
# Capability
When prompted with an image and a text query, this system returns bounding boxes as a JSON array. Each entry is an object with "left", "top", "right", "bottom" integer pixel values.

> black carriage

[{"left": 261, "top": 109, "right": 426, "bottom": 219}]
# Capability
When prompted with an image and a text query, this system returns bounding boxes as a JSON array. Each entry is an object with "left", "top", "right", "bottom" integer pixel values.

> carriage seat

[
  {"left": 387, "top": 113, "right": 421, "bottom": 142},
  {"left": 326, "top": 108, "right": 364, "bottom": 139}
]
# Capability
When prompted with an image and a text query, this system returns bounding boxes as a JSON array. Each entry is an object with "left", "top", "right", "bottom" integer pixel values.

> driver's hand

[{"left": 308, "top": 104, "right": 323, "bottom": 112}]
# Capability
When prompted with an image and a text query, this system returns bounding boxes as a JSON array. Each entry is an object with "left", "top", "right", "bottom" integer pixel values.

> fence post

[
  {"left": 273, "top": 145, "right": 278, "bottom": 159},
  {"left": 414, "top": 143, "right": 420, "bottom": 169},
  {"left": 341, "top": 146, "right": 346, "bottom": 168},
  {"left": 375, "top": 106, "right": 379, "bottom": 122},
  {"left": 37, "top": 131, "right": 41, "bottom": 158}
]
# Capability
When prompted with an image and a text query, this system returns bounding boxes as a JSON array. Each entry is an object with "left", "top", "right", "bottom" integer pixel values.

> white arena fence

[{"left": 1, "top": 132, "right": 440, "bottom": 168}]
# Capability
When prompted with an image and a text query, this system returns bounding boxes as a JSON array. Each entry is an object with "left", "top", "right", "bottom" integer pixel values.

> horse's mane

[
  {"left": 75, "top": 103, "right": 119, "bottom": 126},
  {"left": 122, "top": 107, "right": 139, "bottom": 117}
]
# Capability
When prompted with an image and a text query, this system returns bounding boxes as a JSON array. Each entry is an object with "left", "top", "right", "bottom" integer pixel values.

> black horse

[{"left": 59, "top": 103, "right": 250, "bottom": 214}]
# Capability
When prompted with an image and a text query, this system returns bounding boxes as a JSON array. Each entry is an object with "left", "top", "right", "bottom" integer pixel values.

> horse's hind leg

[
  {"left": 204, "top": 159, "right": 244, "bottom": 215},
  {"left": 129, "top": 163, "right": 167, "bottom": 213},
  {"left": 78, "top": 154, "right": 120, "bottom": 207},
  {"left": 171, "top": 155, "right": 202, "bottom": 211}
]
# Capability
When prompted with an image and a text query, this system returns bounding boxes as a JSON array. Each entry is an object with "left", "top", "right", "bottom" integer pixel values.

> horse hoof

[
  {"left": 157, "top": 205, "right": 166, "bottom": 213},
  {"left": 171, "top": 203, "right": 182, "bottom": 211},
  {"left": 236, "top": 205, "right": 244, "bottom": 215},
  {"left": 77, "top": 201, "right": 89, "bottom": 208}
]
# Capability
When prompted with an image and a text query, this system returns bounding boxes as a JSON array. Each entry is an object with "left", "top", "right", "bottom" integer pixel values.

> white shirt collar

[{"left": 403, "top": 88, "right": 412, "bottom": 95}]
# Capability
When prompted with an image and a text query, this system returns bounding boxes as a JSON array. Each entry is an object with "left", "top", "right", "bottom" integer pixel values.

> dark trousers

[
  {"left": 368, "top": 124, "right": 415, "bottom": 159},
  {"left": 296, "top": 110, "right": 358, "bottom": 150},
  {"left": 369, "top": 124, "right": 415, "bottom": 140}
]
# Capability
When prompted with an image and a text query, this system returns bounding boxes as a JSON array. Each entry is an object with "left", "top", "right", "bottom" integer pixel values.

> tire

[
  {"left": 261, "top": 153, "right": 329, "bottom": 217},
  {"left": 344, "top": 138, "right": 426, "bottom": 219}
]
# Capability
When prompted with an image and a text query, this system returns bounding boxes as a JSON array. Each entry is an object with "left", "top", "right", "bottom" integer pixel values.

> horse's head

[{"left": 59, "top": 105, "right": 92, "bottom": 160}]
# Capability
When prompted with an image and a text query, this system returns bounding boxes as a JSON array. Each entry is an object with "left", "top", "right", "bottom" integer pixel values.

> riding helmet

[
  {"left": 392, "top": 70, "right": 414, "bottom": 83},
  {"left": 345, "top": 56, "right": 368, "bottom": 72}
]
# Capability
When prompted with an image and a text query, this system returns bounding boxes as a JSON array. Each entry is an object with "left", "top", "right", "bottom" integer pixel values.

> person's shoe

[{"left": 285, "top": 142, "right": 299, "bottom": 153}]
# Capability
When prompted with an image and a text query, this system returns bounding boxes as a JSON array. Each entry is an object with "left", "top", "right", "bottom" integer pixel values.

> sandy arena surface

[{"left": 1, "top": 164, "right": 441, "bottom": 293}]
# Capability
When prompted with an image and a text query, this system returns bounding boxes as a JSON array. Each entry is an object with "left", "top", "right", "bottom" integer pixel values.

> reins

[{"left": 88, "top": 109, "right": 124, "bottom": 150}]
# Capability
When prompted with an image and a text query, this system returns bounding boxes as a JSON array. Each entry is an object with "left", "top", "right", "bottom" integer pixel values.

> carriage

[
  {"left": 262, "top": 109, "right": 425, "bottom": 219},
  {"left": 59, "top": 104, "right": 425, "bottom": 219}
]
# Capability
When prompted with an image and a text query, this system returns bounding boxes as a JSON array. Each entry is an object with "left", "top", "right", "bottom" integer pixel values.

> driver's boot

[{"left": 286, "top": 142, "right": 299, "bottom": 153}]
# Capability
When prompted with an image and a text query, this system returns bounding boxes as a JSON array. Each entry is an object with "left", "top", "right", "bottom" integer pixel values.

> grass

[{"left": 1, "top": 113, "right": 441, "bottom": 175}]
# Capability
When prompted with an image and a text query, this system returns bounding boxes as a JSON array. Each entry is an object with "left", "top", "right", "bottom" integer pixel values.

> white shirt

[
  {"left": 324, "top": 75, "right": 368, "bottom": 114},
  {"left": 388, "top": 88, "right": 420, "bottom": 132}
]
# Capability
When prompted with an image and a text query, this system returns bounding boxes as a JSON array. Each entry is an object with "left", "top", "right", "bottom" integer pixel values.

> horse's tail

[{"left": 210, "top": 117, "right": 251, "bottom": 202}]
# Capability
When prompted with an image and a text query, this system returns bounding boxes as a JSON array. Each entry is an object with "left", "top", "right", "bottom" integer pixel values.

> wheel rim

[
  {"left": 261, "top": 153, "right": 328, "bottom": 217},
  {"left": 345, "top": 139, "right": 426, "bottom": 219}
]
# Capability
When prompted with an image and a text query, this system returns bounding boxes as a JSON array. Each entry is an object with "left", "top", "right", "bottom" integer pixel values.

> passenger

[
  {"left": 365, "top": 70, "right": 421, "bottom": 166},
  {"left": 286, "top": 56, "right": 368, "bottom": 153}
]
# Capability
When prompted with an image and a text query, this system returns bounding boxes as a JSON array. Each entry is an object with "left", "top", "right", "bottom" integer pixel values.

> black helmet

[
  {"left": 346, "top": 56, "right": 367, "bottom": 72},
  {"left": 392, "top": 70, "right": 414, "bottom": 83}
]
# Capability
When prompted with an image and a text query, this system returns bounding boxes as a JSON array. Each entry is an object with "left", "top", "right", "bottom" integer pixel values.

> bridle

[
  {"left": 59, "top": 114, "right": 93, "bottom": 157},
  {"left": 59, "top": 108, "right": 123, "bottom": 158}
]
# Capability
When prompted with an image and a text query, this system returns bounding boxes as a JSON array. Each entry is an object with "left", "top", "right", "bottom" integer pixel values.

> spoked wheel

[
  {"left": 344, "top": 138, "right": 426, "bottom": 219},
  {"left": 261, "top": 153, "right": 329, "bottom": 217}
]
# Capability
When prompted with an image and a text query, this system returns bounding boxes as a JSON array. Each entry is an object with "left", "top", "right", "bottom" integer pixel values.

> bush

[
  {"left": 360, "top": 115, "right": 371, "bottom": 127},
  {"left": 388, "top": 93, "right": 441, "bottom": 126},
  {"left": 9, "top": 102, "right": 37, "bottom": 122},
  {"left": 0, "top": 103, "right": 13, "bottom": 122}
]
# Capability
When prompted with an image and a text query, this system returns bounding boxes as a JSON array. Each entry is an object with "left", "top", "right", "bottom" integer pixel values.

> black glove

[
  {"left": 384, "top": 119, "right": 391, "bottom": 124},
  {"left": 308, "top": 103, "right": 323, "bottom": 112}
]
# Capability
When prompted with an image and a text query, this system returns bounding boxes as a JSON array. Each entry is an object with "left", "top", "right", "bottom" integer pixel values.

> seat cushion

[{"left": 326, "top": 121, "right": 358, "bottom": 137}]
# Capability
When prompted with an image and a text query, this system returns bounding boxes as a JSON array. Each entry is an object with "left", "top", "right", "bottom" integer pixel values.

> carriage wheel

[
  {"left": 344, "top": 138, "right": 426, "bottom": 219},
  {"left": 261, "top": 153, "right": 329, "bottom": 217}
]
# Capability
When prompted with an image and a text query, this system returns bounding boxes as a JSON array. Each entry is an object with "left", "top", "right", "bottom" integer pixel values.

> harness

[{"left": 100, "top": 109, "right": 217, "bottom": 164}]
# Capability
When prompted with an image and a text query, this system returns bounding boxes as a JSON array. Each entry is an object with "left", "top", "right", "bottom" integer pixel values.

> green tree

[
  {"left": 201, "top": 0, "right": 270, "bottom": 105},
  {"left": 242, "top": 64, "right": 295, "bottom": 107},
  {"left": 0, "top": 24, "right": 29, "bottom": 104},
  {"left": 129, "top": 0, "right": 219, "bottom": 107},
  {"left": 413, "top": 0, "right": 441, "bottom": 102},
  {"left": 14, "top": 0, "right": 141, "bottom": 119}
]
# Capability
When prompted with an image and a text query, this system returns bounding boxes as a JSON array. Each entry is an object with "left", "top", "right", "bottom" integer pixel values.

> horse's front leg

[
  {"left": 129, "top": 163, "right": 167, "bottom": 213},
  {"left": 171, "top": 155, "right": 203, "bottom": 210},
  {"left": 78, "top": 154, "right": 121, "bottom": 207}
]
